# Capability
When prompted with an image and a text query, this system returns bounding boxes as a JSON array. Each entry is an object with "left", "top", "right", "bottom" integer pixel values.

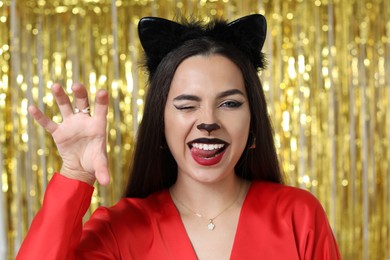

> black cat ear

[
  {"left": 227, "top": 14, "right": 267, "bottom": 69},
  {"left": 138, "top": 14, "right": 268, "bottom": 76},
  {"left": 228, "top": 14, "right": 267, "bottom": 51},
  {"left": 138, "top": 17, "right": 185, "bottom": 76}
]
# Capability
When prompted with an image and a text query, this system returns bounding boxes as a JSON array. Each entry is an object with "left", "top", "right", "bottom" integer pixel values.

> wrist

[{"left": 59, "top": 166, "right": 96, "bottom": 186}]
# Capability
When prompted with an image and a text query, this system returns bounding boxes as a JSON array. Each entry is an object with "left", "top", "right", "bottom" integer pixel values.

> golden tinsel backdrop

[{"left": 0, "top": 0, "right": 389, "bottom": 259}]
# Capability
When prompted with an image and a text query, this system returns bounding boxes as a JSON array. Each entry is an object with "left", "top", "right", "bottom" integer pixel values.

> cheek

[
  {"left": 235, "top": 117, "right": 251, "bottom": 138},
  {"left": 228, "top": 108, "right": 250, "bottom": 130},
  {"left": 164, "top": 109, "right": 177, "bottom": 143},
  {"left": 228, "top": 110, "right": 251, "bottom": 147},
  {"left": 164, "top": 109, "right": 193, "bottom": 148}
]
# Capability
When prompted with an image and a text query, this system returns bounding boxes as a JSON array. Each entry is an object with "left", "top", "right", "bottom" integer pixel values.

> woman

[{"left": 17, "top": 14, "right": 341, "bottom": 259}]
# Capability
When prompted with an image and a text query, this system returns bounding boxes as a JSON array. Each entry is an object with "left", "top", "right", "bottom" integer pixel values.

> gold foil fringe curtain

[{"left": 0, "top": 0, "right": 388, "bottom": 259}]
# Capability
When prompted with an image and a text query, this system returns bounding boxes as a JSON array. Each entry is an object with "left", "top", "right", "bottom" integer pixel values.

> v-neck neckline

[{"left": 164, "top": 182, "right": 254, "bottom": 259}]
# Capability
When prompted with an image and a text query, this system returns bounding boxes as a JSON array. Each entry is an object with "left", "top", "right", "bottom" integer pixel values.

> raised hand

[{"left": 28, "top": 83, "right": 110, "bottom": 185}]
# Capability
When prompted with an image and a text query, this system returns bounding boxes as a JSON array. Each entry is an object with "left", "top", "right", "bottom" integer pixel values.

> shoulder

[
  {"left": 251, "top": 181, "right": 320, "bottom": 205},
  {"left": 245, "top": 182, "right": 341, "bottom": 259},
  {"left": 247, "top": 182, "right": 340, "bottom": 258},
  {"left": 245, "top": 181, "right": 335, "bottom": 242},
  {"left": 248, "top": 181, "right": 326, "bottom": 220},
  {"left": 79, "top": 190, "right": 174, "bottom": 255},
  {"left": 89, "top": 189, "right": 171, "bottom": 225}
]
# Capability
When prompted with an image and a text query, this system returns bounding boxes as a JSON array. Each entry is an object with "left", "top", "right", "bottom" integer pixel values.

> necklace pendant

[{"left": 207, "top": 219, "right": 215, "bottom": 231}]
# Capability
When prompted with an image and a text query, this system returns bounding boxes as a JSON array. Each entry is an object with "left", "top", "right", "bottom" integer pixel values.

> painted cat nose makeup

[{"left": 197, "top": 123, "right": 221, "bottom": 136}]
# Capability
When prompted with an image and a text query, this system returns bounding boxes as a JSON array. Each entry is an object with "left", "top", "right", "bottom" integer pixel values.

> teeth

[{"left": 192, "top": 143, "right": 225, "bottom": 151}]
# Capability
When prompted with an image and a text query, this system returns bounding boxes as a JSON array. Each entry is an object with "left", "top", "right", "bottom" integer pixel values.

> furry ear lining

[{"left": 138, "top": 14, "right": 267, "bottom": 76}]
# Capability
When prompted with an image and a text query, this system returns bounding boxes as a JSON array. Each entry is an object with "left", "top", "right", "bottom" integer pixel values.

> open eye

[{"left": 219, "top": 100, "right": 243, "bottom": 108}]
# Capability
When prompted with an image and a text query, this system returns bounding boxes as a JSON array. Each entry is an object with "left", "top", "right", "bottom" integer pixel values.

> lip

[{"left": 187, "top": 138, "right": 229, "bottom": 166}]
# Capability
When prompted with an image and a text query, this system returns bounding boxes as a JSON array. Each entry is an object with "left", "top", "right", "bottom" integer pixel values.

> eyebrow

[
  {"left": 173, "top": 94, "right": 201, "bottom": 102},
  {"left": 173, "top": 89, "right": 245, "bottom": 102},
  {"left": 216, "top": 89, "right": 245, "bottom": 99}
]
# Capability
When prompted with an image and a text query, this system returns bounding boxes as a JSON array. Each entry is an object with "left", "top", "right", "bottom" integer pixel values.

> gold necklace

[{"left": 170, "top": 183, "right": 242, "bottom": 231}]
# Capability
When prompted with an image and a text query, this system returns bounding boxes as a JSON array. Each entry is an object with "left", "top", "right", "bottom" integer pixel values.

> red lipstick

[
  {"left": 188, "top": 138, "right": 228, "bottom": 166},
  {"left": 191, "top": 149, "right": 226, "bottom": 166}
]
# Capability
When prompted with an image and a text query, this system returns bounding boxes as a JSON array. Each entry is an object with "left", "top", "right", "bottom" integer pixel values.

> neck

[{"left": 170, "top": 174, "right": 245, "bottom": 218}]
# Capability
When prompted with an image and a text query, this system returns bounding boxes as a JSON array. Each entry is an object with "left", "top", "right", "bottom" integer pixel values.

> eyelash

[
  {"left": 174, "top": 105, "right": 196, "bottom": 111},
  {"left": 219, "top": 100, "right": 243, "bottom": 108},
  {"left": 173, "top": 100, "right": 243, "bottom": 111}
]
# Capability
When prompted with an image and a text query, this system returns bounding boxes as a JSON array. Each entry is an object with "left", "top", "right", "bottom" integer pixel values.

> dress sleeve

[
  {"left": 288, "top": 190, "right": 341, "bottom": 260},
  {"left": 16, "top": 173, "right": 94, "bottom": 260},
  {"left": 75, "top": 207, "right": 122, "bottom": 259}
]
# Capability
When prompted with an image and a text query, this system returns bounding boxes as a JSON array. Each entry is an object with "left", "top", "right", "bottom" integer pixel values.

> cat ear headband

[{"left": 138, "top": 14, "right": 267, "bottom": 76}]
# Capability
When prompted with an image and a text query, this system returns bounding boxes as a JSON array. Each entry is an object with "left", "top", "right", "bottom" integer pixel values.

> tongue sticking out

[
  {"left": 191, "top": 147, "right": 220, "bottom": 158},
  {"left": 189, "top": 142, "right": 228, "bottom": 166}
]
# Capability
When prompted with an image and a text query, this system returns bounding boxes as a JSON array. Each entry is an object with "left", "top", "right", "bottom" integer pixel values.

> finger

[
  {"left": 28, "top": 105, "right": 58, "bottom": 134},
  {"left": 51, "top": 83, "right": 74, "bottom": 117},
  {"left": 96, "top": 169, "right": 110, "bottom": 186},
  {"left": 72, "top": 83, "right": 90, "bottom": 113},
  {"left": 94, "top": 153, "right": 110, "bottom": 185},
  {"left": 93, "top": 89, "right": 109, "bottom": 118}
]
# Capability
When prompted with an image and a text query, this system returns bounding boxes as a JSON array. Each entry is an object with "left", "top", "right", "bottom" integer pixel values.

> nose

[
  {"left": 197, "top": 123, "right": 220, "bottom": 135},
  {"left": 196, "top": 105, "right": 220, "bottom": 136}
]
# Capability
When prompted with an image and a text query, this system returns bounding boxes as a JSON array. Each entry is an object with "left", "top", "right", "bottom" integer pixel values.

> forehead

[{"left": 169, "top": 54, "right": 246, "bottom": 95}]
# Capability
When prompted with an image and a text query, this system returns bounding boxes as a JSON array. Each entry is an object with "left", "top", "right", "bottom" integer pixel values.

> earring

[{"left": 248, "top": 132, "right": 256, "bottom": 149}]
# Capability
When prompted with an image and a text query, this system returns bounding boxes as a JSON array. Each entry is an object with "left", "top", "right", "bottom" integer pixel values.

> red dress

[{"left": 17, "top": 173, "right": 341, "bottom": 259}]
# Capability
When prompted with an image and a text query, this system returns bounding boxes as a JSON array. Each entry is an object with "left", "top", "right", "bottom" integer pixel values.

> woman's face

[{"left": 164, "top": 54, "right": 250, "bottom": 184}]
